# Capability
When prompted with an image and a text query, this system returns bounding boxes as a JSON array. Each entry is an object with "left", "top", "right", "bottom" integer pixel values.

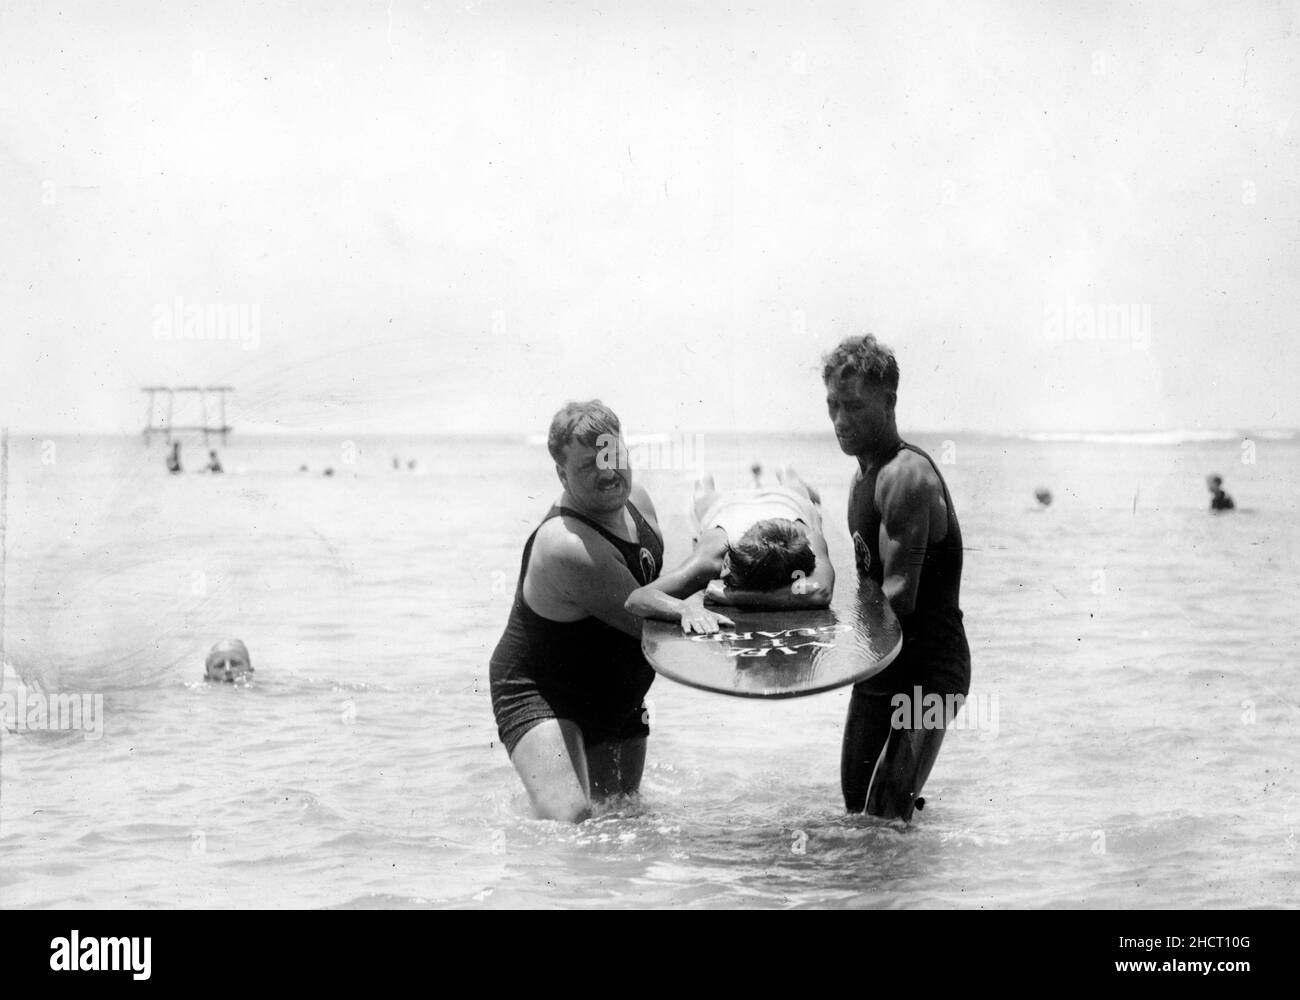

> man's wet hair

[
  {"left": 724, "top": 518, "right": 816, "bottom": 591},
  {"left": 821, "top": 333, "right": 900, "bottom": 391},
  {"left": 547, "top": 400, "right": 621, "bottom": 463}
]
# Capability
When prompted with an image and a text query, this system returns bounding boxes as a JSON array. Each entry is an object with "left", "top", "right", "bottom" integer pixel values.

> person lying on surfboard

[{"left": 624, "top": 467, "right": 835, "bottom": 632}]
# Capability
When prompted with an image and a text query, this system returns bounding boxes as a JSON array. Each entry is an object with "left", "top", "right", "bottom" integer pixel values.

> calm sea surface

[{"left": 1, "top": 431, "right": 1297, "bottom": 908}]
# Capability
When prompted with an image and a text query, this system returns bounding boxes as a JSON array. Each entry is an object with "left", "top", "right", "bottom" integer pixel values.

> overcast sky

[{"left": 3, "top": 0, "right": 1298, "bottom": 436}]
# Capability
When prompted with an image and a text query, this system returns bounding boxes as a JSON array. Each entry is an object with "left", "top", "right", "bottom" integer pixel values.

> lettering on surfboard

[{"left": 687, "top": 623, "right": 851, "bottom": 658}]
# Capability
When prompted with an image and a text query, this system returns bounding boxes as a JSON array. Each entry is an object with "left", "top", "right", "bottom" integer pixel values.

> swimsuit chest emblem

[
  {"left": 639, "top": 548, "right": 658, "bottom": 582},
  {"left": 852, "top": 530, "right": 871, "bottom": 574}
]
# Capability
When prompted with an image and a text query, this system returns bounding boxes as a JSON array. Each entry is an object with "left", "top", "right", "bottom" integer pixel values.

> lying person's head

[{"left": 722, "top": 518, "right": 816, "bottom": 591}]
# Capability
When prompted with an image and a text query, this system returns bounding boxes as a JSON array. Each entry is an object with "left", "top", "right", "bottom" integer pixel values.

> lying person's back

[{"left": 696, "top": 485, "right": 822, "bottom": 543}]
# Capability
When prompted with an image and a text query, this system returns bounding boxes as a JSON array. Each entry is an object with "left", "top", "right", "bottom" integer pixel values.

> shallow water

[{"left": 1, "top": 431, "right": 1297, "bottom": 908}]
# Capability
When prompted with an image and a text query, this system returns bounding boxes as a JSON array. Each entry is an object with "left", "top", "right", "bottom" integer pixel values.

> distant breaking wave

[
  {"left": 524, "top": 429, "right": 1297, "bottom": 446},
  {"left": 1016, "top": 429, "right": 1295, "bottom": 445}
]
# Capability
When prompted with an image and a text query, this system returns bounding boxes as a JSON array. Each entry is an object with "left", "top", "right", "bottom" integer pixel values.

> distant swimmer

[
  {"left": 205, "top": 449, "right": 223, "bottom": 474},
  {"left": 166, "top": 442, "right": 182, "bottom": 474},
  {"left": 322, "top": 467, "right": 335, "bottom": 477},
  {"left": 1034, "top": 487, "right": 1052, "bottom": 507},
  {"left": 625, "top": 467, "right": 834, "bottom": 627},
  {"left": 824, "top": 334, "right": 971, "bottom": 822},
  {"left": 750, "top": 462, "right": 763, "bottom": 487},
  {"left": 1207, "top": 474, "right": 1235, "bottom": 511},
  {"left": 205, "top": 639, "right": 253, "bottom": 683},
  {"left": 489, "top": 400, "right": 673, "bottom": 822}
]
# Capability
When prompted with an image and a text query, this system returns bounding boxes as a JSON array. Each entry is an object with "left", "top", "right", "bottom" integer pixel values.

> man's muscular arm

[
  {"left": 876, "top": 458, "right": 945, "bottom": 616},
  {"left": 533, "top": 522, "right": 648, "bottom": 639}
]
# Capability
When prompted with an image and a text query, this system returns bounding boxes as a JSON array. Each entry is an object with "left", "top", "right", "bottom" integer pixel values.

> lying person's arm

[
  {"left": 627, "top": 588, "right": 735, "bottom": 634},
  {"left": 624, "top": 534, "right": 734, "bottom": 633},
  {"left": 704, "top": 530, "right": 835, "bottom": 610}
]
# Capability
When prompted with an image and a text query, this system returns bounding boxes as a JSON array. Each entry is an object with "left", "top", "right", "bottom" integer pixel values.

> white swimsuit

[{"left": 695, "top": 486, "right": 821, "bottom": 546}]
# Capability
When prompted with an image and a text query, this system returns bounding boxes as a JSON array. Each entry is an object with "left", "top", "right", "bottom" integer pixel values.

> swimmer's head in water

[
  {"left": 1035, "top": 487, "right": 1053, "bottom": 506},
  {"left": 205, "top": 639, "right": 253, "bottom": 683},
  {"left": 723, "top": 518, "right": 816, "bottom": 591}
]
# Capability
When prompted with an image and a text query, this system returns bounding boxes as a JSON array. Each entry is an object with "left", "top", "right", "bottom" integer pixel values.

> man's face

[
  {"left": 557, "top": 435, "right": 631, "bottom": 515},
  {"left": 825, "top": 373, "right": 894, "bottom": 456}
]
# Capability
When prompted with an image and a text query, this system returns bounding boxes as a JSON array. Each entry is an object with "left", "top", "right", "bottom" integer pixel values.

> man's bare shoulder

[
  {"left": 532, "top": 515, "right": 604, "bottom": 570},
  {"left": 878, "top": 448, "right": 940, "bottom": 497},
  {"left": 874, "top": 451, "right": 940, "bottom": 521}
]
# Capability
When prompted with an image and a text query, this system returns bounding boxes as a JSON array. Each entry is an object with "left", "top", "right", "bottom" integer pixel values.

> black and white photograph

[{"left": 1, "top": 0, "right": 1296, "bottom": 935}]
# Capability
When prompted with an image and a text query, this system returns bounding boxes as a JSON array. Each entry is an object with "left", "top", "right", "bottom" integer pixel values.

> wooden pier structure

[{"left": 142, "top": 386, "right": 234, "bottom": 444}]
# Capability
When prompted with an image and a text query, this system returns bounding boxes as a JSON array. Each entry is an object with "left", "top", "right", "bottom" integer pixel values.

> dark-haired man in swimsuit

[{"left": 823, "top": 334, "right": 971, "bottom": 822}]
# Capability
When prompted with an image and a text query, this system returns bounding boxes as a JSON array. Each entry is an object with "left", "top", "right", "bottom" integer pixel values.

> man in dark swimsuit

[
  {"left": 490, "top": 400, "right": 718, "bottom": 822},
  {"left": 822, "top": 334, "right": 971, "bottom": 821}
]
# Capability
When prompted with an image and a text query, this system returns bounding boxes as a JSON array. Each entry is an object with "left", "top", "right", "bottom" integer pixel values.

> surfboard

[{"left": 641, "top": 582, "right": 902, "bottom": 699}]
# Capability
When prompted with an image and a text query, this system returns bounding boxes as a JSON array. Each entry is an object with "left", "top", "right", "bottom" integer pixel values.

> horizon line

[{"left": 3, "top": 426, "right": 1296, "bottom": 440}]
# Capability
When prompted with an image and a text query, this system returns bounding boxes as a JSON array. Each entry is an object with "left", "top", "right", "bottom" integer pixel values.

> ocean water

[{"left": 1, "top": 430, "right": 1297, "bottom": 909}]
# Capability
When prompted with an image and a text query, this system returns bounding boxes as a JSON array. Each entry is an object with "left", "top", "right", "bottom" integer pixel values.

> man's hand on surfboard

[{"left": 679, "top": 592, "right": 734, "bottom": 634}]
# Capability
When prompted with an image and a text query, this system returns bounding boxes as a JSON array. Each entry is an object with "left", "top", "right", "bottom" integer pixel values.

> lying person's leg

[
  {"left": 692, "top": 475, "right": 719, "bottom": 527},
  {"left": 777, "top": 465, "right": 821, "bottom": 506}
]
